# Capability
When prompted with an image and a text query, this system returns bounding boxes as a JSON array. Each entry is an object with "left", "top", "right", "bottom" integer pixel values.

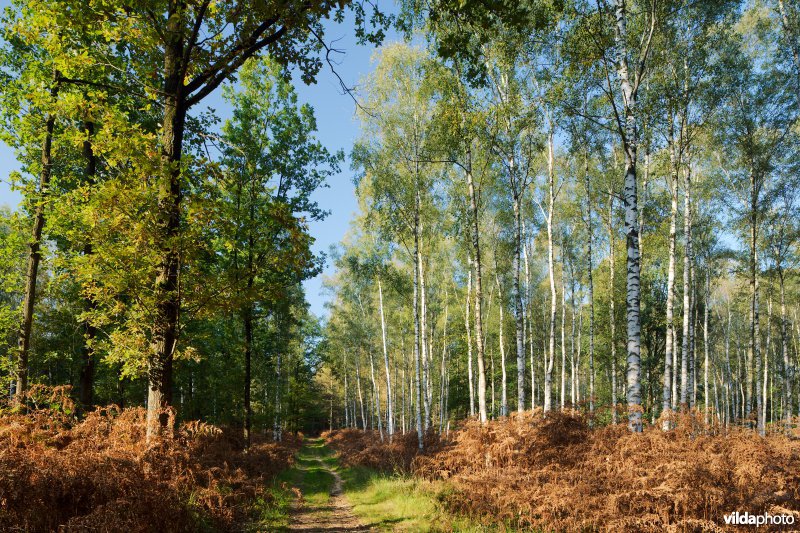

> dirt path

[{"left": 288, "top": 440, "right": 372, "bottom": 532}]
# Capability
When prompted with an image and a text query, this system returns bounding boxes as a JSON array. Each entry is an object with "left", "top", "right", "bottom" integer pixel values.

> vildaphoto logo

[{"left": 723, "top": 511, "right": 795, "bottom": 527}]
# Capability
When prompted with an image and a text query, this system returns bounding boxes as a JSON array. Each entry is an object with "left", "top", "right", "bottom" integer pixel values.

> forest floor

[
  {"left": 322, "top": 414, "right": 800, "bottom": 532},
  {"left": 285, "top": 439, "right": 369, "bottom": 532},
  {"left": 266, "top": 438, "right": 482, "bottom": 532}
]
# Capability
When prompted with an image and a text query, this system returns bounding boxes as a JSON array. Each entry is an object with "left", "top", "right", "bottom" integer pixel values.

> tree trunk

[
  {"left": 355, "top": 348, "right": 366, "bottom": 430},
  {"left": 496, "top": 270, "right": 508, "bottom": 417},
  {"left": 704, "top": 270, "right": 710, "bottom": 426},
  {"left": 466, "top": 152, "right": 488, "bottom": 424},
  {"left": 147, "top": 14, "right": 188, "bottom": 439},
  {"left": 343, "top": 350, "right": 349, "bottom": 428},
  {"left": 274, "top": 349, "right": 282, "bottom": 441},
  {"left": 608, "top": 189, "right": 618, "bottom": 424},
  {"left": 689, "top": 258, "right": 698, "bottom": 409},
  {"left": 764, "top": 298, "right": 772, "bottom": 430},
  {"left": 378, "top": 279, "right": 394, "bottom": 439},
  {"left": 583, "top": 160, "right": 596, "bottom": 418},
  {"left": 560, "top": 251, "right": 567, "bottom": 410},
  {"left": 570, "top": 262, "right": 577, "bottom": 407},
  {"left": 663, "top": 128, "right": 679, "bottom": 428},
  {"left": 15, "top": 79, "right": 60, "bottom": 410},
  {"left": 413, "top": 180, "right": 424, "bottom": 447},
  {"left": 438, "top": 298, "right": 449, "bottom": 432},
  {"left": 780, "top": 269, "right": 790, "bottom": 432},
  {"left": 419, "top": 246, "right": 431, "bottom": 430},
  {"left": 613, "top": 0, "right": 644, "bottom": 432},
  {"left": 513, "top": 197, "right": 525, "bottom": 412},
  {"left": 465, "top": 261, "right": 476, "bottom": 416},
  {"left": 367, "top": 347, "right": 383, "bottom": 440},
  {"left": 544, "top": 128, "right": 556, "bottom": 414},
  {"left": 749, "top": 170, "right": 764, "bottom": 435},
  {"left": 523, "top": 221, "right": 535, "bottom": 408},
  {"left": 243, "top": 305, "right": 253, "bottom": 446},
  {"left": 725, "top": 303, "right": 733, "bottom": 426},
  {"left": 681, "top": 167, "right": 692, "bottom": 408}
]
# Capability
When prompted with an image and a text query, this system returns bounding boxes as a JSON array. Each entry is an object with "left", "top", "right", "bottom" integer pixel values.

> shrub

[{"left": 0, "top": 399, "right": 299, "bottom": 532}]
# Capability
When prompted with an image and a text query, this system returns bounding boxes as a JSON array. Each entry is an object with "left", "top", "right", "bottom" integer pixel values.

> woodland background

[{"left": 0, "top": 0, "right": 799, "bottom": 530}]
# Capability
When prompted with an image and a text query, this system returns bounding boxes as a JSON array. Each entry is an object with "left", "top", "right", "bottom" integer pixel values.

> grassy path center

[{"left": 286, "top": 438, "right": 371, "bottom": 532}]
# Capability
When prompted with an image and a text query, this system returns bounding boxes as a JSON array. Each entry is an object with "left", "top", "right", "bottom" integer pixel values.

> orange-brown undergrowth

[
  {"left": 322, "top": 427, "right": 442, "bottom": 472},
  {"left": 325, "top": 411, "right": 800, "bottom": 532},
  {"left": 0, "top": 388, "right": 299, "bottom": 532}
]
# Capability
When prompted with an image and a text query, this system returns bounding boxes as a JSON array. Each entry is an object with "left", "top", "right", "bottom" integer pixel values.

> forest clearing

[{"left": 1, "top": 0, "right": 800, "bottom": 530}]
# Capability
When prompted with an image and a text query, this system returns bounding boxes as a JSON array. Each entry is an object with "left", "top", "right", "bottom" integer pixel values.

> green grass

[
  {"left": 253, "top": 437, "right": 504, "bottom": 532},
  {"left": 249, "top": 484, "right": 294, "bottom": 531},
  {"left": 253, "top": 438, "right": 336, "bottom": 531},
  {"left": 340, "top": 464, "right": 495, "bottom": 532}
]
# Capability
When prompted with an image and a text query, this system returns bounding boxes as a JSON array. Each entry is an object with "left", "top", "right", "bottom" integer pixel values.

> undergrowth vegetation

[
  {"left": 325, "top": 411, "right": 800, "bottom": 532},
  {"left": 0, "top": 387, "right": 299, "bottom": 532}
]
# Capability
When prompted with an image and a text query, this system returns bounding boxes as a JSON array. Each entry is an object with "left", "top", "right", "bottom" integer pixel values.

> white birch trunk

[
  {"left": 378, "top": 279, "right": 394, "bottom": 438},
  {"left": 614, "top": 0, "right": 644, "bottom": 431},
  {"left": 544, "top": 127, "right": 556, "bottom": 414},
  {"left": 466, "top": 263, "right": 475, "bottom": 417}
]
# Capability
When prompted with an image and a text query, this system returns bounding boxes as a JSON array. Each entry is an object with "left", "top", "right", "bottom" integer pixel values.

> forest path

[{"left": 287, "top": 439, "right": 373, "bottom": 532}]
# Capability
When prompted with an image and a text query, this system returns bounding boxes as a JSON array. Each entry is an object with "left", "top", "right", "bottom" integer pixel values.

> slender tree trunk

[
  {"left": 523, "top": 222, "right": 535, "bottom": 409},
  {"left": 544, "top": 127, "right": 556, "bottom": 414},
  {"left": 690, "top": 258, "right": 697, "bottom": 408},
  {"left": 367, "top": 347, "right": 383, "bottom": 440},
  {"left": 704, "top": 270, "right": 710, "bottom": 426},
  {"left": 466, "top": 152, "right": 488, "bottom": 424},
  {"left": 570, "top": 265, "right": 577, "bottom": 407},
  {"left": 274, "top": 349, "right": 282, "bottom": 441},
  {"left": 764, "top": 298, "right": 772, "bottom": 430},
  {"left": 243, "top": 305, "right": 253, "bottom": 447},
  {"left": 419, "top": 247, "right": 431, "bottom": 429},
  {"left": 496, "top": 270, "right": 508, "bottom": 417},
  {"left": 608, "top": 189, "right": 618, "bottom": 424},
  {"left": 749, "top": 171, "right": 764, "bottom": 435},
  {"left": 577, "top": 302, "right": 583, "bottom": 405},
  {"left": 780, "top": 269, "right": 791, "bottom": 432},
  {"left": 15, "top": 79, "right": 60, "bottom": 409},
  {"left": 725, "top": 304, "right": 733, "bottom": 426},
  {"left": 344, "top": 351, "right": 349, "bottom": 428},
  {"left": 413, "top": 183, "right": 424, "bottom": 447},
  {"left": 796, "top": 313, "right": 800, "bottom": 421},
  {"left": 583, "top": 162, "right": 596, "bottom": 418},
  {"left": 489, "top": 346, "right": 496, "bottom": 417},
  {"left": 439, "top": 299, "right": 449, "bottom": 432},
  {"left": 513, "top": 197, "right": 525, "bottom": 412},
  {"left": 400, "top": 346, "right": 406, "bottom": 432},
  {"left": 680, "top": 167, "right": 692, "bottom": 408},
  {"left": 663, "top": 131, "right": 679, "bottom": 428},
  {"left": 560, "top": 252, "right": 567, "bottom": 410},
  {"left": 466, "top": 263, "right": 475, "bottom": 416},
  {"left": 355, "top": 349, "right": 366, "bottom": 430},
  {"left": 378, "top": 279, "right": 394, "bottom": 439}
]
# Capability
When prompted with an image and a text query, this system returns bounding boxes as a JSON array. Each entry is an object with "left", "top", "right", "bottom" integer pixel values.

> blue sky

[{"left": 0, "top": 5, "right": 400, "bottom": 318}]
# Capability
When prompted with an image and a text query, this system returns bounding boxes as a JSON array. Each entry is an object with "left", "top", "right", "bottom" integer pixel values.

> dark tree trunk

[
  {"left": 147, "top": 9, "right": 187, "bottom": 439},
  {"left": 78, "top": 121, "right": 98, "bottom": 413},
  {"left": 15, "top": 78, "right": 60, "bottom": 410},
  {"left": 243, "top": 305, "right": 253, "bottom": 447}
]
